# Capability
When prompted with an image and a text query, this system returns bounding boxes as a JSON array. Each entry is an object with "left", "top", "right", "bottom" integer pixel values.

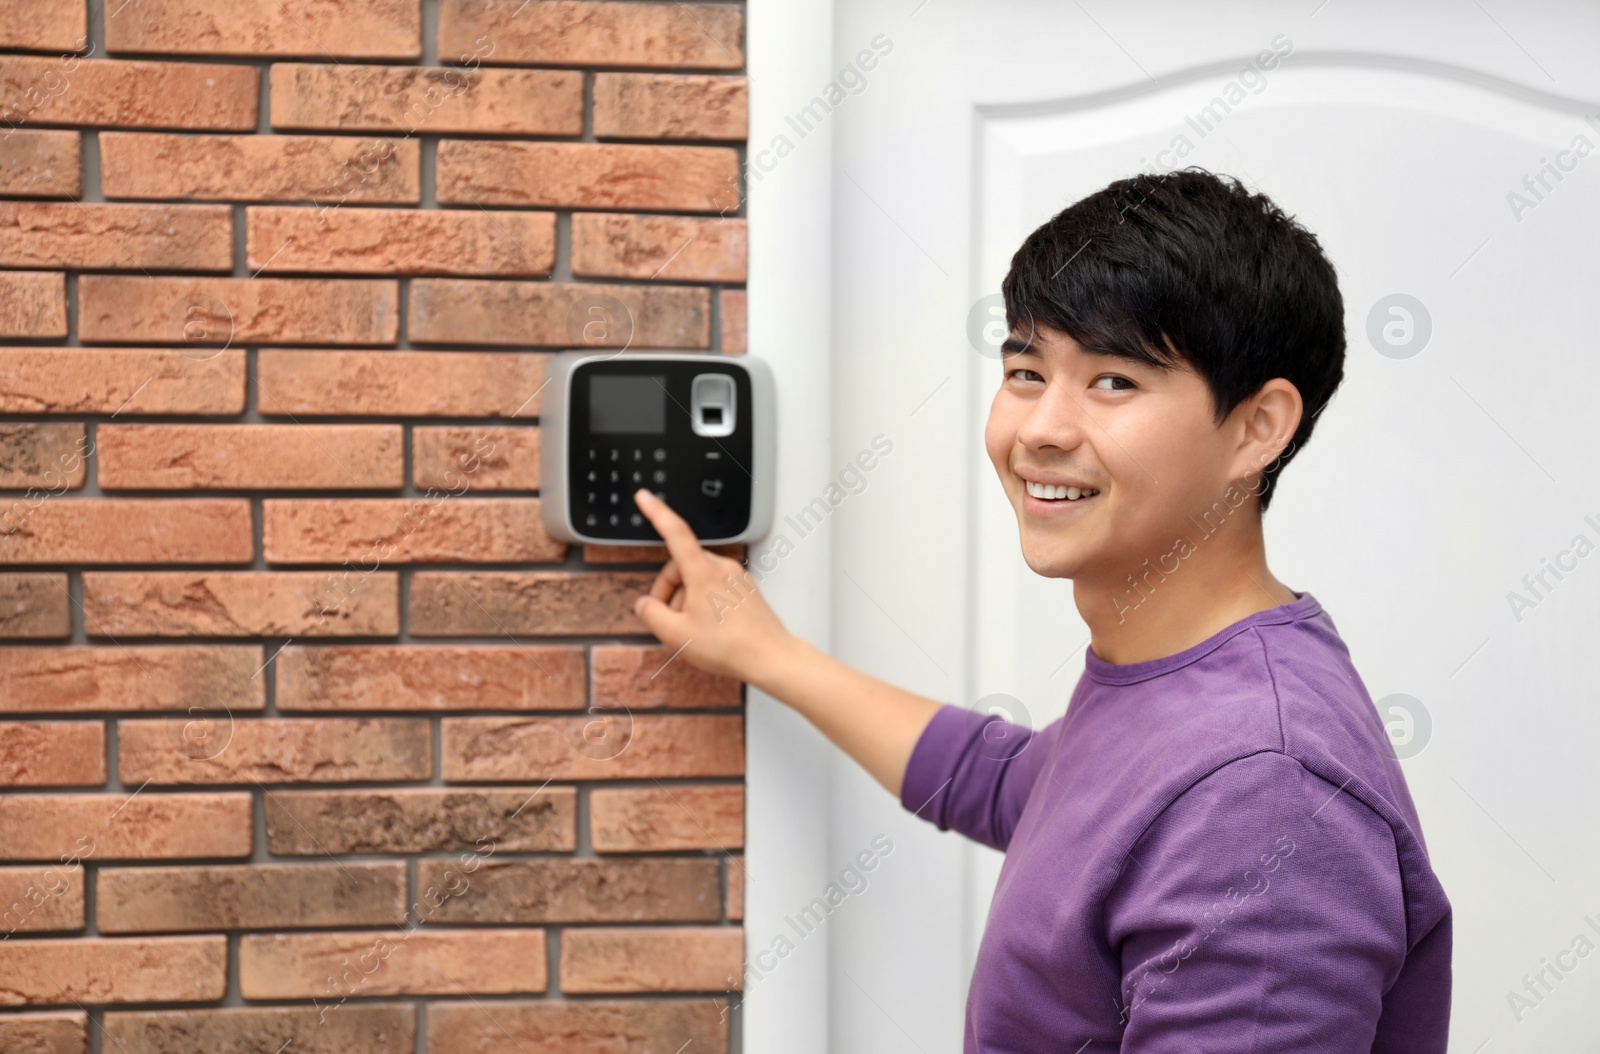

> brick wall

[{"left": 0, "top": 1, "right": 750, "bottom": 1050}]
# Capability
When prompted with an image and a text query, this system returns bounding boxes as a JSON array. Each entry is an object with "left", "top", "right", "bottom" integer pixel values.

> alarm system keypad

[
  {"left": 568, "top": 361, "right": 754, "bottom": 542},
  {"left": 584, "top": 446, "right": 670, "bottom": 530}
]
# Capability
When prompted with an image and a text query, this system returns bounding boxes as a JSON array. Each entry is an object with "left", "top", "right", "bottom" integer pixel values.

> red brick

[
  {"left": 451, "top": 1004, "right": 732, "bottom": 1054},
  {"left": 277, "top": 645, "right": 586, "bottom": 712},
  {"left": 0, "top": 573, "right": 70, "bottom": 638},
  {"left": 594, "top": 73, "right": 747, "bottom": 140},
  {"left": 573, "top": 214, "right": 745, "bottom": 282},
  {"left": 0, "top": 644, "right": 265, "bottom": 714},
  {"left": 410, "top": 570, "right": 654, "bottom": 636},
  {"left": 263, "top": 498, "right": 565, "bottom": 565},
  {"left": 101, "top": 132, "right": 420, "bottom": 204},
  {"left": 727, "top": 859, "right": 743, "bottom": 921},
  {"left": 591, "top": 645, "right": 741, "bottom": 710},
  {"left": 0, "top": 936, "right": 226, "bottom": 1004},
  {"left": 440, "top": 1, "right": 743, "bottom": 70},
  {"left": 1, "top": 1014, "right": 88, "bottom": 1054},
  {"left": 0, "top": 0, "right": 86, "bottom": 52},
  {"left": 0, "top": 348, "right": 245, "bottom": 415},
  {"left": 0, "top": 721, "right": 104, "bottom": 786},
  {"left": 0, "top": 1010, "right": 86, "bottom": 1053},
  {"left": 438, "top": 141, "right": 739, "bottom": 211},
  {"left": 264, "top": 787, "right": 576, "bottom": 854},
  {"left": 580, "top": 541, "right": 742, "bottom": 564},
  {"left": 0, "top": 792, "right": 252, "bottom": 860},
  {"left": 428, "top": 999, "right": 727, "bottom": 1054},
  {"left": 416, "top": 858, "right": 719, "bottom": 923},
  {"left": 0, "top": 423, "right": 85, "bottom": 488},
  {"left": 579, "top": 543, "right": 649, "bottom": 564},
  {"left": 246, "top": 206, "right": 555, "bottom": 276},
  {"left": 241, "top": 928, "right": 548, "bottom": 998},
  {"left": 258, "top": 350, "right": 546, "bottom": 418},
  {"left": 720, "top": 289, "right": 746, "bottom": 353},
  {"left": 559, "top": 926, "right": 741, "bottom": 993},
  {"left": 409, "top": 279, "right": 709, "bottom": 347},
  {"left": 97, "top": 862, "right": 407, "bottom": 932},
  {"left": 78, "top": 276, "right": 399, "bottom": 345},
  {"left": 0, "top": 129, "right": 80, "bottom": 197},
  {"left": 104, "top": 1005, "right": 416, "bottom": 1054},
  {"left": 107, "top": 0, "right": 420, "bottom": 60},
  {"left": 414, "top": 425, "right": 539, "bottom": 491},
  {"left": 0, "top": 863, "right": 85, "bottom": 931},
  {"left": 97, "top": 424, "right": 403, "bottom": 490},
  {"left": 0, "top": 202, "right": 231, "bottom": 270},
  {"left": 590, "top": 785, "right": 743, "bottom": 852},
  {"left": 119, "top": 717, "right": 431, "bottom": 785},
  {"left": 82, "top": 572, "right": 400, "bottom": 638},
  {"left": 0, "top": 271, "right": 66, "bottom": 337},
  {"left": 0, "top": 57, "right": 257, "bottom": 131},
  {"left": 271, "top": 64, "right": 581, "bottom": 135},
  {"left": 442, "top": 714, "right": 743, "bottom": 781},
  {"left": 0, "top": 499, "right": 251, "bottom": 564}
]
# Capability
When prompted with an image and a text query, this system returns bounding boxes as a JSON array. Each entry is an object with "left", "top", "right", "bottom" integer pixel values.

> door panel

[{"left": 825, "top": 3, "right": 1600, "bottom": 1052}]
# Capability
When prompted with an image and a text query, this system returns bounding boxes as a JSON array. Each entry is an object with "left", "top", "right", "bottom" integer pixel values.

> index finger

[{"left": 633, "top": 489, "right": 706, "bottom": 572}]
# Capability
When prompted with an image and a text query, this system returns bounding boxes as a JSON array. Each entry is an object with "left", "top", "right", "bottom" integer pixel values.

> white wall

[
  {"left": 741, "top": 2, "right": 837, "bottom": 1052},
  {"left": 750, "top": 2, "right": 1600, "bottom": 1051}
]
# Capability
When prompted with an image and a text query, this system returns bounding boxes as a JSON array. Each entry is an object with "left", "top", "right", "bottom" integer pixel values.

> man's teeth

[{"left": 1025, "top": 480, "right": 1100, "bottom": 501}]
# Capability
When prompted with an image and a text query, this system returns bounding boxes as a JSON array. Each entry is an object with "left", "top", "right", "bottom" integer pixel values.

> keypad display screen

[
  {"left": 567, "top": 359, "right": 755, "bottom": 543},
  {"left": 589, "top": 374, "right": 666, "bottom": 434}
]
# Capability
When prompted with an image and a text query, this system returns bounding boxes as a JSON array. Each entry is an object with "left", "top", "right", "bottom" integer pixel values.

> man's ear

[{"left": 1231, "top": 378, "right": 1303, "bottom": 492}]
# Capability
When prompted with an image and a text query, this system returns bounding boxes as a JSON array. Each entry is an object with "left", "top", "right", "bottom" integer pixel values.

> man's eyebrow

[
  {"left": 999, "top": 333, "right": 1178, "bottom": 372},
  {"left": 999, "top": 336, "right": 1129, "bottom": 363}
]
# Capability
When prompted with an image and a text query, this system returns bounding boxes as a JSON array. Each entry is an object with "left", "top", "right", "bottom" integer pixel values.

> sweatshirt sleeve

[
  {"left": 1103, "top": 750, "right": 1419, "bottom": 1053},
  {"left": 898, "top": 702, "right": 1064, "bottom": 852}
]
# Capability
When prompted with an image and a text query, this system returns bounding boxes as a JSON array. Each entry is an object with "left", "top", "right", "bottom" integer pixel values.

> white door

[{"left": 746, "top": 2, "right": 1600, "bottom": 1052}]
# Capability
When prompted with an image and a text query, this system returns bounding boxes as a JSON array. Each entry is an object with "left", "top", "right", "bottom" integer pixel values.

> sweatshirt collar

[{"left": 1083, "top": 590, "right": 1323, "bottom": 686}]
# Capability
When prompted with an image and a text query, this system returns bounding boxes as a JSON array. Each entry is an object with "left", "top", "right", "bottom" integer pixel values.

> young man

[{"left": 630, "top": 167, "right": 1451, "bottom": 1052}]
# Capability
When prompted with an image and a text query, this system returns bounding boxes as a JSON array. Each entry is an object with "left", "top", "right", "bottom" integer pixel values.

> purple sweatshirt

[{"left": 900, "top": 591, "right": 1451, "bottom": 1052}]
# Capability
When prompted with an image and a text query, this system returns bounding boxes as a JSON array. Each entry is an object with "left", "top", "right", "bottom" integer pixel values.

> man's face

[{"left": 984, "top": 322, "right": 1247, "bottom": 583}]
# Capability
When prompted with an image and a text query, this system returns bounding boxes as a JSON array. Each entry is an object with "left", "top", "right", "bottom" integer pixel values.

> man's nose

[{"left": 1018, "top": 383, "right": 1091, "bottom": 449}]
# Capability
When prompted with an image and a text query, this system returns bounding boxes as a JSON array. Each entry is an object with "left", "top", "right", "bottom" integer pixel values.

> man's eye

[
  {"left": 1006, "top": 368, "right": 1044, "bottom": 383},
  {"left": 1093, "top": 375, "right": 1135, "bottom": 391}
]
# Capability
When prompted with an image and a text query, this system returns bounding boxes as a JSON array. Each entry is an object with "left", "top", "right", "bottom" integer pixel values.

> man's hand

[
  {"left": 631, "top": 488, "right": 791, "bottom": 683},
  {"left": 631, "top": 487, "right": 945, "bottom": 798}
]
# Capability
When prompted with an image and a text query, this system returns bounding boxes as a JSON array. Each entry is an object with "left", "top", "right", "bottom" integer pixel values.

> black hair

[{"left": 1000, "top": 166, "right": 1345, "bottom": 512}]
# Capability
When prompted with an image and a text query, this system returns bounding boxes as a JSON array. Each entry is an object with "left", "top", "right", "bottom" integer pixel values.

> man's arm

[
  {"left": 755, "top": 632, "right": 1059, "bottom": 849},
  {"left": 892, "top": 698, "right": 1062, "bottom": 850},
  {"left": 630, "top": 488, "right": 944, "bottom": 798},
  {"left": 1103, "top": 751, "right": 1417, "bottom": 1053},
  {"left": 630, "top": 490, "right": 1058, "bottom": 847},
  {"left": 751, "top": 632, "right": 947, "bottom": 800}
]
